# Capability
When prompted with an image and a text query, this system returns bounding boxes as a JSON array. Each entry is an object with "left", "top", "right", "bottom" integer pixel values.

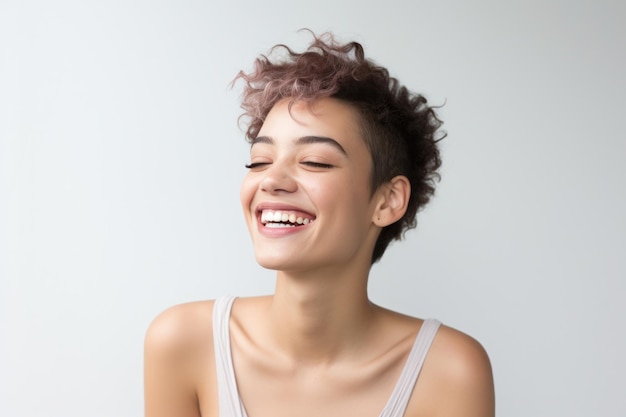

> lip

[{"left": 253, "top": 202, "right": 316, "bottom": 237}]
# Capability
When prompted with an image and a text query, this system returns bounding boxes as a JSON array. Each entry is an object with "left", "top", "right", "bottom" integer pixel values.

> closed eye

[{"left": 301, "top": 161, "right": 334, "bottom": 169}]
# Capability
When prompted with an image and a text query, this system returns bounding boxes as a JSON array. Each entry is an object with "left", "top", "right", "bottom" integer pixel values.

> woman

[{"left": 144, "top": 32, "right": 495, "bottom": 417}]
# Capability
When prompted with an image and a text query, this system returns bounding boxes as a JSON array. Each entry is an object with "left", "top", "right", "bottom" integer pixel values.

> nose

[{"left": 259, "top": 160, "right": 297, "bottom": 194}]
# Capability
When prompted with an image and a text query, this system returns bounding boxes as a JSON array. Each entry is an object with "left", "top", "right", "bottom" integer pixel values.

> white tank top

[{"left": 213, "top": 296, "right": 441, "bottom": 417}]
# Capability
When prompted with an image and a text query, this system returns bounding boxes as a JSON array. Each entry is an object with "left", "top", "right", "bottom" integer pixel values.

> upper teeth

[{"left": 261, "top": 210, "right": 313, "bottom": 225}]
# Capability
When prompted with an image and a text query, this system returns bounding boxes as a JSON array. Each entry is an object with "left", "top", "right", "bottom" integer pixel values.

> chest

[
  {"left": 230, "top": 345, "right": 413, "bottom": 417},
  {"left": 205, "top": 298, "right": 440, "bottom": 417}
]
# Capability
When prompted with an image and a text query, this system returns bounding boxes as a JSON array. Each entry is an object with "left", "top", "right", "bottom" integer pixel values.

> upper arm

[
  {"left": 144, "top": 302, "right": 215, "bottom": 417},
  {"left": 411, "top": 326, "right": 495, "bottom": 417}
]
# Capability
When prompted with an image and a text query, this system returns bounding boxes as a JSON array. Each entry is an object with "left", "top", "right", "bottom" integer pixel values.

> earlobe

[{"left": 373, "top": 175, "right": 410, "bottom": 227}]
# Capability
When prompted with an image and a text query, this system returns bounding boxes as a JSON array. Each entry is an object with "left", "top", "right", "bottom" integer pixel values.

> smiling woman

[
  {"left": 240, "top": 99, "right": 380, "bottom": 272},
  {"left": 143, "top": 31, "right": 495, "bottom": 417}
]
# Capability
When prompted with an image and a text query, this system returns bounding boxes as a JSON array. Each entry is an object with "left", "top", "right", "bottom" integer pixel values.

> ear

[{"left": 372, "top": 175, "right": 410, "bottom": 227}]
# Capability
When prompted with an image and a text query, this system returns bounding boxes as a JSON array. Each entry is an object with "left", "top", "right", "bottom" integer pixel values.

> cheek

[
  {"left": 311, "top": 176, "right": 367, "bottom": 212},
  {"left": 300, "top": 177, "right": 335, "bottom": 207},
  {"left": 346, "top": 177, "right": 377, "bottom": 222},
  {"left": 240, "top": 175, "right": 256, "bottom": 210},
  {"left": 346, "top": 173, "right": 373, "bottom": 203}
]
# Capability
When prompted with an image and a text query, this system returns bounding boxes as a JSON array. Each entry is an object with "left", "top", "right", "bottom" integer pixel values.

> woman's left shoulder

[
  {"left": 410, "top": 323, "right": 495, "bottom": 417},
  {"left": 430, "top": 323, "right": 493, "bottom": 376}
]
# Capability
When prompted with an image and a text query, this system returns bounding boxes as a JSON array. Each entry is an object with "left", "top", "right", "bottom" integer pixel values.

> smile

[{"left": 260, "top": 209, "right": 316, "bottom": 227}]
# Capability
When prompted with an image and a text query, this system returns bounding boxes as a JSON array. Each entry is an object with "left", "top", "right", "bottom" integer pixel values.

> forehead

[{"left": 258, "top": 98, "right": 365, "bottom": 150}]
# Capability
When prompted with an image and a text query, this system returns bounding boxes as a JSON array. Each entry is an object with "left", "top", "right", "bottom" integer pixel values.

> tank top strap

[
  {"left": 378, "top": 318, "right": 442, "bottom": 417},
  {"left": 213, "top": 296, "right": 248, "bottom": 417}
]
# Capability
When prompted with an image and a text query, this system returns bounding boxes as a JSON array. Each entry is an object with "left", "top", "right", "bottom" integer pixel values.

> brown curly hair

[{"left": 234, "top": 31, "right": 444, "bottom": 263}]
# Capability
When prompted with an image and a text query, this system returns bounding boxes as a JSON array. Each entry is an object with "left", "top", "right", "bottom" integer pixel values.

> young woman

[{"left": 144, "top": 32, "right": 495, "bottom": 417}]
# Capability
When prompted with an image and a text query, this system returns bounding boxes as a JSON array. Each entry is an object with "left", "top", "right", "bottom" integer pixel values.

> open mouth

[{"left": 260, "top": 209, "right": 316, "bottom": 228}]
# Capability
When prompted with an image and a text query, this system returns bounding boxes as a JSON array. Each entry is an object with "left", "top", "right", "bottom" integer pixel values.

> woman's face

[{"left": 240, "top": 98, "right": 383, "bottom": 273}]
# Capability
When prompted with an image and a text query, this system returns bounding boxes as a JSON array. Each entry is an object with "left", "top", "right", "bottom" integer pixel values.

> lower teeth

[{"left": 265, "top": 222, "right": 295, "bottom": 228}]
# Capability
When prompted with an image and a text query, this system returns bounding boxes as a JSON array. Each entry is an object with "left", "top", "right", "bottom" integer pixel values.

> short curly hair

[{"left": 234, "top": 31, "right": 444, "bottom": 263}]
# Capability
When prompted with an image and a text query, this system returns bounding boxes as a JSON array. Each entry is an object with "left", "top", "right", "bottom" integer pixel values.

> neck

[{"left": 266, "top": 265, "right": 378, "bottom": 364}]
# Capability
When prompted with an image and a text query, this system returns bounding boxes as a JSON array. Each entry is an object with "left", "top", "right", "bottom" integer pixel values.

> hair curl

[{"left": 234, "top": 31, "right": 444, "bottom": 263}]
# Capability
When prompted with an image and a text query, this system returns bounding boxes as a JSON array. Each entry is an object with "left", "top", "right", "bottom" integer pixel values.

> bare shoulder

[
  {"left": 430, "top": 324, "right": 493, "bottom": 383},
  {"left": 144, "top": 300, "right": 217, "bottom": 383},
  {"left": 408, "top": 323, "right": 495, "bottom": 417},
  {"left": 144, "top": 300, "right": 217, "bottom": 417},
  {"left": 145, "top": 300, "right": 216, "bottom": 353}
]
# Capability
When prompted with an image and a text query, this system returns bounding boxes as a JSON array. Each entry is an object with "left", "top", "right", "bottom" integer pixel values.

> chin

[
  {"left": 254, "top": 250, "right": 317, "bottom": 273},
  {"left": 255, "top": 255, "right": 295, "bottom": 271}
]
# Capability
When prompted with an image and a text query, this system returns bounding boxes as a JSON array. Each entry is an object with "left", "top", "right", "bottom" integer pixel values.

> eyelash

[
  {"left": 244, "top": 162, "right": 269, "bottom": 169},
  {"left": 244, "top": 161, "right": 334, "bottom": 169},
  {"left": 301, "top": 161, "right": 334, "bottom": 169}
]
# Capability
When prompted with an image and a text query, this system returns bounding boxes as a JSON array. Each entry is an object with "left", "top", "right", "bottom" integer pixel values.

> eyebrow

[{"left": 251, "top": 135, "right": 347, "bottom": 156}]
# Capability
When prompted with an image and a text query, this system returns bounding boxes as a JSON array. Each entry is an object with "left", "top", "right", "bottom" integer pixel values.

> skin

[{"left": 144, "top": 98, "right": 495, "bottom": 417}]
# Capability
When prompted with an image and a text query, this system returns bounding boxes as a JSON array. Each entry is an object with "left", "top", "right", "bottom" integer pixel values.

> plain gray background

[{"left": 1, "top": 0, "right": 625, "bottom": 416}]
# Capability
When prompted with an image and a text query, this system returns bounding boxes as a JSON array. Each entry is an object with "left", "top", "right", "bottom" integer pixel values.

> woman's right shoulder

[
  {"left": 144, "top": 300, "right": 221, "bottom": 417},
  {"left": 144, "top": 300, "right": 217, "bottom": 358}
]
